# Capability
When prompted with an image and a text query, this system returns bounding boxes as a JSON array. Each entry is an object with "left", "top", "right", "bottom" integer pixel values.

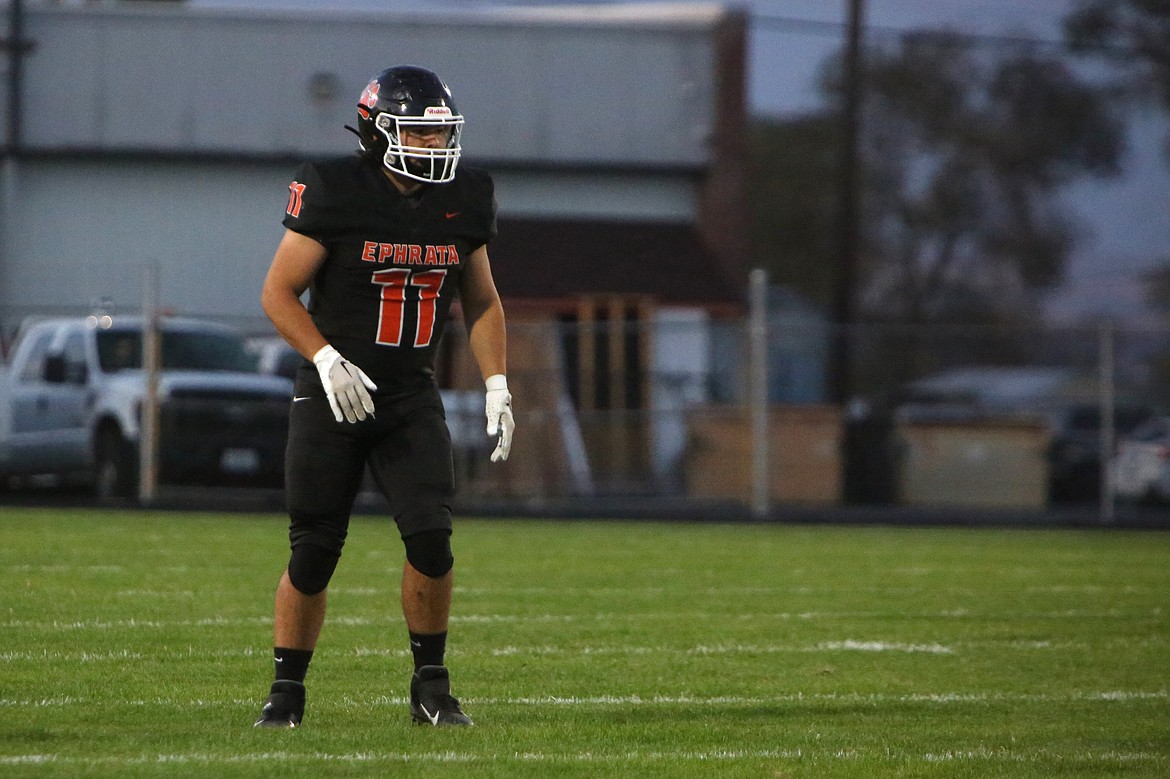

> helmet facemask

[{"left": 373, "top": 108, "right": 463, "bottom": 184}]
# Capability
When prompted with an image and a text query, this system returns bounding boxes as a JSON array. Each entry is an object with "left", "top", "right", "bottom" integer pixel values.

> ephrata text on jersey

[{"left": 360, "top": 241, "right": 461, "bottom": 266}]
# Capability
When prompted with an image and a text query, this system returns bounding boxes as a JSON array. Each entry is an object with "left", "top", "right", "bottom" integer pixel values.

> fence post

[
  {"left": 139, "top": 262, "right": 160, "bottom": 505},
  {"left": 1098, "top": 320, "right": 1115, "bottom": 524},
  {"left": 749, "top": 268, "right": 768, "bottom": 518}
]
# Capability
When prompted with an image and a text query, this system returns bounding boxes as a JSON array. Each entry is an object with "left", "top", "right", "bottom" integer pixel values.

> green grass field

[{"left": 0, "top": 507, "right": 1167, "bottom": 778}]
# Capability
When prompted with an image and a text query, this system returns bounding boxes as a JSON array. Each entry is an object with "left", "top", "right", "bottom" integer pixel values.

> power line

[{"left": 752, "top": 11, "right": 1137, "bottom": 59}]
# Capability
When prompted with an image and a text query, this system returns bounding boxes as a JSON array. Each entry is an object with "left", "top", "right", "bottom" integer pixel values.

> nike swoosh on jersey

[
  {"left": 292, "top": 396, "right": 311, "bottom": 402},
  {"left": 445, "top": 211, "right": 461, "bottom": 219}
]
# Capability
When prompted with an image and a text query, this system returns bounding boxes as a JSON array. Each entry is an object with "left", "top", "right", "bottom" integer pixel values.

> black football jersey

[{"left": 282, "top": 155, "right": 497, "bottom": 394}]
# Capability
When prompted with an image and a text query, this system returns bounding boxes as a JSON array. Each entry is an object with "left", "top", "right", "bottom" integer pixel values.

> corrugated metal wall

[
  {"left": 0, "top": 4, "right": 729, "bottom": 327},
  {"left": 17, "top": 4, "right": 718, "bottom": 165}
]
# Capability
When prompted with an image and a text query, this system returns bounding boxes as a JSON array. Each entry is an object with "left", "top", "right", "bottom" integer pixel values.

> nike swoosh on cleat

[{"left": 418, "top": 704, "right": 440, "bottom": 726}]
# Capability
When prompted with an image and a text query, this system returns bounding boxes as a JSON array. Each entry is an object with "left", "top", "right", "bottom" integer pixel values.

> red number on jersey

[
  {"left": 371, "top": 268, "right": 448, "bottom": 347},
  {"left": 286, "top": 181, "right": 307, "bottom": 217},
  {"left": 411, "top": 270, "right": 446, "bottom": 346}
]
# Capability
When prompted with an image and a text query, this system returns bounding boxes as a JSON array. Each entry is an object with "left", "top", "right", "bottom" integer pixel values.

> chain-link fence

[
  {"left": 4, "top": 300, "right": 1167, "bottom": 521},
  {"left": 434, "top": 297, "right": 1169, "bottom": 522}
]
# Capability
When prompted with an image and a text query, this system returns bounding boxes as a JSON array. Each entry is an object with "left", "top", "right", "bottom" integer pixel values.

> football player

[{"left": 254, "top": 65, "right": 513, "bottom": 728}]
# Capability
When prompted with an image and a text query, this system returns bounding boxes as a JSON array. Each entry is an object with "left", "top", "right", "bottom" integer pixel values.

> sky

[
  {"left": 747, "top": 0, "right": 1076, "bottom": 113},
  {"left": 744, "top": 0, "right": 1169, "bottom": 320},
  {"left": 190, "top": 0, "right": 1168, "bottom": 318}
]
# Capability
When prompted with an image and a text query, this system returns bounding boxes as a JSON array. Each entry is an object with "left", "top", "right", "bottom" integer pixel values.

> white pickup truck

[{"left": 0, "top": 315, "right": 294, "bottom": 497}]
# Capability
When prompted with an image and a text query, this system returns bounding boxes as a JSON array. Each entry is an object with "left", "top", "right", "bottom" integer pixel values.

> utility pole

[
  {"left": 831, "top": 0, "right": 865, "bottom": 405},
  {"left": 3, "top": 0, "right": 30, "bottom": 155},
  {"left": 2, "top": 0, "right": 32, "bottom": 326}
]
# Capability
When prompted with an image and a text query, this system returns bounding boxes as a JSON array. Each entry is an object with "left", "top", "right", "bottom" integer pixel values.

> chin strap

[{"left": 344, "top": 124, "right": 362, "bottom": 140}]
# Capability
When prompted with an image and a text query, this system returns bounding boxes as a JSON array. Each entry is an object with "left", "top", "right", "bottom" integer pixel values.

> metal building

[{"left": 0, "top": 1, "right": 748, "bottom": 333}]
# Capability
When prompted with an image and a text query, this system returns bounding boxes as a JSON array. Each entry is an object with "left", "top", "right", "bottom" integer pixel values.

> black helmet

[{"left": 354, "top": 65, "right": 463, "bottom": 183}]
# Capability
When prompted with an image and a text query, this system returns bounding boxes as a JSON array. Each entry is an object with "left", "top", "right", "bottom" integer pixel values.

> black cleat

[
  {"left": 254, "top": 680, "right": 305, "bottom": 728},
  {"left": 410, "top": 665, "right": 472, "bottom": 726}
]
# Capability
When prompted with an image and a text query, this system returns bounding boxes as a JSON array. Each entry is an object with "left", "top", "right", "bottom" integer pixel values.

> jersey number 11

[{"left": 371, "top": 268, "right": 447, "bottom": 348}]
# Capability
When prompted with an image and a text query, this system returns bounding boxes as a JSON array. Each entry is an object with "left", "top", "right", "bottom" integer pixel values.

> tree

[
  {"left": 1142, "top": 263, "right": 1170, "bottom": 314},
  {"left": 832, "top": 31, "right": 1124, "bottom": 324},
  {"left": 746, "top": 30, "right": 1126, "bottom": 394},
  {"left": 1065, "top": 0, "right": 1170, "bottom": 153},
  {"left": 750, "top": 32, "right": 1124, "bottom": 326},
  {"left": 1067, "top": 3, "right": 1170, "bottom": 406},
  {"left": 747, "top": 116, "right": 841, "bottom": 310}
]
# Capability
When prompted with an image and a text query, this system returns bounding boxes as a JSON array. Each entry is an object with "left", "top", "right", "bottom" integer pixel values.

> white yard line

[
  {"left": 485, "top": 641, "right": 956, "bottom": 655},
  {"left": 0, "top": 649, "right": 143, "bottom": 662},
  {"left": 0, "top": 641, "right": 1007, "bottom": 663},
  {"left": 2, "top": 637, "right": 1162, "bottom": 663},
  {"left": 1, "top": 690, "right": 1164, "bottom": 709},
  {"left": 0, "top": 745, "right": 1164, "bottom": 768},
  {"left": 3, "top": 607, "right": 1162, "bottom": 631}
]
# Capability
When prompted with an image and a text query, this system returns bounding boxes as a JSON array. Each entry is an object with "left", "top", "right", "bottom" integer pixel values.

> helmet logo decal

[{"left": 359, "top": 80, "right": 381, "bottom": 109}]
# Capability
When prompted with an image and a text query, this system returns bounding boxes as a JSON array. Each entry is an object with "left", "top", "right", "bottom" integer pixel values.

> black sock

[
  {"left": 408, "top": 630, "right": 447, "bottom": 670},
  {"left": 274, "top": 646, "right": 313, "bottom": 683}
]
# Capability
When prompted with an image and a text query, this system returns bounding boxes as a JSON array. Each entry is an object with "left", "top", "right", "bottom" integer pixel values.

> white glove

[
  {"left": 484, "top": 373, "right": 514, "bottom": 462},
  {"left": 312, "top": 344, "right": 377, "bottom": 423}
]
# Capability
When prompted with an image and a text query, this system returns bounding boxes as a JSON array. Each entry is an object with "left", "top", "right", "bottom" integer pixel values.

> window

[
  {"left": 17, "top": 330, "right": 53, "bottom": 382},
  {"left": 97, "top": 328, "right": 255, "bottom": 373},
  {"left": 61, "top": 332, "right": 89, "bottom": 383}
]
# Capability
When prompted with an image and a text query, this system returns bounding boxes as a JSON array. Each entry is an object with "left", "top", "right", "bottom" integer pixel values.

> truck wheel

[{"left": 94, "top": 428, "right": 135, "bottom": 499}]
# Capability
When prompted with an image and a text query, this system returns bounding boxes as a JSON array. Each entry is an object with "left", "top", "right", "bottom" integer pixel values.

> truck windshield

[{"left": 96, "top": 329, "right": 257, "bottom": 373}]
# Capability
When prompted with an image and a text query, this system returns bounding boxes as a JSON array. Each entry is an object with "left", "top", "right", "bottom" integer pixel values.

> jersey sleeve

[
  {"left": 469, "top": 168, "right": 499, "bottom": 247},
  {"left": 483, "top": 187, "right": 499, "bottom": 246},
  {"left": 280, "top": 162, "right": 335, "bottom": 241}
]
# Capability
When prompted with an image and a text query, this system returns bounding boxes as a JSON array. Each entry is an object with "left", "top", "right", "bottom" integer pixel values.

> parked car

[
  {"left": 246, "top": 336, "right": 307, "bottom": 381},
  {"left": 1046, "top": 402, "right": 1160, "bottom": 503},
  {"left": 1111, "top": 416, "right": 1170, "bottom": 504},
  {"left": 0, "top": 315, "right": 293, "bottom": 497}
]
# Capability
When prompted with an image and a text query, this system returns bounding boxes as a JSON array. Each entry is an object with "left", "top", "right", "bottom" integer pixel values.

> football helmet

[{"left": 354, "top": 66, "right": 463, "bottom": 184}]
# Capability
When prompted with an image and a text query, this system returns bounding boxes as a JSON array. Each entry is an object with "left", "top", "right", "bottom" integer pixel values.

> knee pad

[
  {"left": 403, "top": 528, "right": 453, "bottom": 578},
  {"left": 287, "top": 513, "right": 348, "bottom": 595},
  {"left": 287, "top": 542, "right": 341, "bottom": 595}
]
